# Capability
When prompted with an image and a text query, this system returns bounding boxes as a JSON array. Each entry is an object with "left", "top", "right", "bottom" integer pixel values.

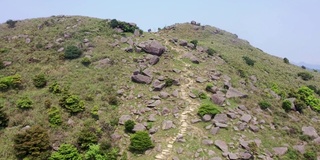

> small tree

[
  {"left": 124, "top": 120, "right": 135, "bottom": 133},
  {"left": 33, "top": 74, "right": 47, "bottom": 88},
  {"left": 258, "top": 101, "right": 271, "bottom": 110},
  {"left": 64, "top": 45, "right": 82, "bottom": 59},
  {"left": 129, "top": 131, "right": 154, "bottom": 153},
  {"left": 197, "top": 104, "right": 220, "bottom": 117},
  {"left": 0, "top": 106, "right": 9, "bottom": 129},
  {"left": 59, "top": 94, "right": 85, "bottom": 113},
  {"left": 48, "top": 107, "right": 62, "bottom": 127},
  {"left": 301, "top": 65, "right": 306, "bottom": 69},
  {"left": 242, "top": 56, "right": 255, "bottom": 66},
  {"left": 6, "top": 19, "right": 17, "bottom": 28},
  {"left": 282, "top": 100, "right": 292, "bottom": 112},
  {"left": 14, "top": 125, "right": 50, "bottom": 159},
  {"left": 49, "top": 144, "right": 82, "bottom": 160},
  {"left": 190, "top": 40, "right": 198, "bottom": 47},
  {"left": 298, "top": 72, "right": 313, "bottom": 81},
  {"left": 77, "top": 128, "right": 98, "bottom": 150},
  {"left": 17, "top": 97, "right": 33, "bottom": 109},
  {"left": 84, "top": 144, "right": 106, "bottom": 160},
  {"left": 206, "top": 47, "right": 216, "bottom": 56},
  {"left": 283, "top": 57, "right": 290, "bottom": 64}
]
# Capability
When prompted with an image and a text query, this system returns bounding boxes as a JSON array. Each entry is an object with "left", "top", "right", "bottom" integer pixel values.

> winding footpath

[{"left": 155, "top": 38, "right": 200, "bottom": 159}]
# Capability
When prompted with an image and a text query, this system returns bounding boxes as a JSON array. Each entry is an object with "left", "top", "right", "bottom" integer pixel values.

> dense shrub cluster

[
  {"left": 242, "top": 56, "right": 255, "bottom": 66},
  {"left": 81, "top": 57, "right": 91, "bottom": 66},
  {"left": 49, "top": 144, "right": 81, "bottom": 160},
  {"left": 297, "top": 72, "right": 313, "bottom": 81},
  {"left": 289, "top": 86, "right": 320, "bottom": 112},
  {"left": 282, "top": 100, "right": 292, "bottom": 112},
  {"left": 6, "top": 19, "right": 17, "bottom": 28},
  {"left": 283, "top": 57, "right": 290, "bottom": 64},
  {"left": 33, "top": 74, "right": 47, "bottom": 88},
  {"left": 197, "top": 104, "right": 220, "bottom": 117},
  {"left": 124, "top": 120, "right": 135, "bottom": 133},
  {"left": 206, "top": 47, "right": 216, "bottom": 56},
  {"left": 48, "top": 107, "right": 62, "bottom": 127},
  {"left": 258, "top": 101, "right": 271, "bottom": 110},
  {"left": 77, "top": 128, "right": 99, "bottom": 150},
  {"left": 59, "top": 94, "right": 85, "bottom": 113},
  {"left": 64, "top": 45, "right": 82, "bottom": 59},
  {"left": 129, "top": 131, "right": 154, "bottom": 153},
  {"left": 14, "top": 125, "right": 50, "bottom": 159},
  {"left": 0, "top": 106, "right": 9, "bottom": 129},
  {"left": 16, "top": 97, "right": 33, "bottom": 109},
  {"left": 49, "top": 82, "right": 63, "bottom": 94},
  {"left": 109, "top": 19, "right": 140, "bottom": 33},
  {"left": 190, "top": 40, "right": 198, "bottom": 48},
  {"left": 0, "top": 74, "right": 22, "bottom": 91}
]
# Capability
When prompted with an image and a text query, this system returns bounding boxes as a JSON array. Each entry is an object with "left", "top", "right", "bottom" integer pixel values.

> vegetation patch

[
  {"left": 242, "top": 56, "right": 255, "bottom": 66},
  {"left": 0, "top": 74, "right": 22, "bottom": 91},
  {"left": 48, "top": 106, "right": 62, "bottom": 127},
  {"left": 258, "top": 100, "right": 271, "bottom": 110},
  {"left": 17, "top": 97, "right": 33, "bottom": 109},
  {"left": 129, "top": 131, "right": 154, "bottom": 153},
  {"left": 197, "top": 103, "right": 220, "bottom": 117},
  {"left": 64, "top": 45, "right": 82, "bottom": 59},
  {"left": 59, "top": 94, "right": 85, "bottom": 113},
  {"left": 49, "top": 144, "right": 81, "bottom": 160},
  {"left": 298, "top": 72, "right": 314, "bottom": 81},
  {"left": 33, "top": 74, "right": 47, "bottom": 88}
]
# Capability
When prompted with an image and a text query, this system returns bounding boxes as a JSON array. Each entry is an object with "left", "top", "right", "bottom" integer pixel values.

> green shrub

[
  {"left": 206, "top": 47, "right": 216, "bottom": 56},
  {"left": 49, "top": 144, "right": 82, "bottom": 160},
  {"left": 190, "top": 40, "right": 198, "bottom": 47},
  {"left": 197, "top": 104, "right": 220, "bottom": 117},
  {"left": 242, "top": 56, "right": 255, "bottom": 66},
  {"left": 238, "top": 69, "right": 247, "bottom": 78},
  {"left": 124, "top": 120, "right": 135, "bottom": 133},
  {"left": 129, "top": 131, "right": 154, "bottom": 153},
  {"left": 81, "top": 57, "right": 91, "bottom": 66},
  {"left": 198, "top": 92, "right": 208, "bottom": 99},
  {"left": 0, "top": 74, "right": 22, "bottom": 91},
  {"left": 14, "top": 125, "right": 50, "bottom": 159},
  {"left": 282, "top": 100, "right": 292, "bottom": 112},
  {"left": 91, "top": 105, "right": 99, "bottom": 119},
  {"left": 109, "top": 19, "right": 140, "bottom": 33},
  {"left": 283, "top": 148, "right": 300, "bottom": 160},
  {"left": 77, "top": 128, "right": 99, "bottom": 150},
  {"left": 59, "top": 94, "right": 85, "bottom": 113},
  {"left": 107, "top": 95, "right": 119, "bottom": 106},
  {"left": 298, "top": 72, "right": 313, "bottom": 81},
  {"left": 294, "top": 98, "right": 307, "bottom": 113},
  {"left": 0, "top": 61, "right": 4, "bottom": 70},
  {"left": 6, "top": 19, "right": 17, "bottom": 28},
  {"left": 17, "top": 97, "right": 33, "bottom": 109},
  {"left": 64, "top": 45, "right": 82, "bottom": 59},
  {"left": 48, "top": 107, "right": 62, "bottom": 127},
  {"left": 85, "top": 144, "right": 106, "bottom": 160},
  {"left": 0, "top": 106, "right": 9, "bottom": 129},
  {"left": 205, "top": 83, "right": 214, "bottom": 92},
  {"left": 303, "top": 150, "right": 317, "bottom": 160},
  {"left": 49, "top": 82, "right": 63, "bottom": 94},
  {"left": 164, "top": 78, "right": 174, "bottom": 87},
  {"left": 283, "top": 57, "right": 290, "bottom": 64},
  {"left": 297, "top": 86, "right": 320, "bottom": 112},
  {"left": 258, "top": 101, "right": 271, "bottom": 110},
  {"left": 33, "top": 74, "right": 47, "bottom": 88},
  {"left": 301, "top": 65, "right": 306, "bottom": 69}
]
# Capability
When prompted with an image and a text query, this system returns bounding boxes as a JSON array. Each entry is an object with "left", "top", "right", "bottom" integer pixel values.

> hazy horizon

[{"left": 1, "top": 0, "right": 320, "bottom": 65}]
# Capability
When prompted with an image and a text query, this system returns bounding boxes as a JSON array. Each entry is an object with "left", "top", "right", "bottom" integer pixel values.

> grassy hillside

[{"left": 0, "top": 16, "right": 319, "bottom": 160}]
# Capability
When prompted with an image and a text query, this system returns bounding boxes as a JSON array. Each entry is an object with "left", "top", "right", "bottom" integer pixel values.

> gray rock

[
  {"left": 111, "top": 133, "right": 122, "bottom": 141},
  {"left": 210, "top": 127, "right": 220, "bottom": 135},
  {"left": 133, "top": 123, "right": 146, "bottom": 132},
  {"left": 120, "top": 37, "right": 127, "bottom": 43},
  {"left": 3, "top": 61, "right": 12, "bottom": 67},
  {"left": 202, "top": 139, "right": 214, "bottom": 145},
  {"left": 302, "top": 126, "right": 319, "bottom": 139},
  {"left": 238, "top": 105, "right": 248, "bottom": 111},
  {"left": 57, "top": 47, "right": 64, "bottom": 52},
  {"left": 213, "top": 114, "right": 229, "bottom": 124},
  {"left": 189, "top": 92, "right": 197, "bottom": 98},
  {"left": 228, "top": 153, "right": 238, "bottom": 160},
  {"left": 313, "top": 137, "right": 320, "bottom": 144},
  {"left": 159, "top": 91, "right": 170, "bottom": 99},
  {"left": 162, "top": 120, "right": 174, "bottom": 130},
  {"left": 227, "top": 112, "right": 237, "bottom": 119},
  {"left": 138, "top": 40, "right": 165, "bottom": 56},
  {"left": 134, "top": 29, "right": 140, "bottom": 37},
  {"left": 202, "top": 114, "right": 212, "bottom": 122},
  {"left": 273, "top": 147, "right": 288, "bottom": 156},
  {"left": 149, "top": 127, "right": 158, "bottom": 134},
  {"left": 21, "top": 125, "right": 31, "bottom": 131},
  {"left": 293, "top": 145, "right": 305, "bottom": 154},
  {"left": 119, "top": 115, "right": 131, "bottom": 125},
  {"left": 152, "top": 79, "right": 166, "bottom": 91},
  {"left": 179, "top": 40, "right": 188, "bottom": 46},
  {"left": 249, "top": 125, "right": 259, "bottom": 132},
  {"left": 149, "top": 55, "right": 160, "bottom": 65},
  {"left": 162, "top": 107, "right": 170, "bottom": 115},
  {"left": 211, "top": 94, "right": 225, "bottom": 106},
  {"left": 196, "top": 77, "right": 206, "bottom": 83},
  {"left": 208, "top": 150, "right": 216, "bottom": 156},
  {"left": 239, "top": 152, "right": 252, "bottom": 160},
  {"left": 226, "top": 87, "right": 248, "bottom": 98},
  {"left": 191, "top": 119, "right": 202, "bottom": 123},
  {"left": 239, "top": 140, "right": 249, "bottom": 149},
  {"left": 191, "top": 20, "right": 197, "bottom": 25},
  {"left": 176, "top": 147, "right": 184, "bottom": 154},
  {"left": 240, "top": 114, "right": 252, "bottom": 123},
  {"left": 238, "top": 123, "right": 247, "bottom": 131},
  {"left": 25, "top": 38, "right": 31, "bottom": 44},
  {"left": 214, "top": 140, "right": 228, "bottom": 152},
  {"left": 215, "top": 122, "right": 228, "bottom": 128},
  {"left": 172, "top": 89, "right": 179, "bottom": 97},
  {"left": 147, "top": 100, "right": 161, "bottom": 108},
  {"left": 183, "top": 52, "right": 200, "bottom": 64},
  {"left": 172, "top": 156, "right": 179, "bottom": 160},
  {"left": 148, "top": 114, "right": 156, "bottom": 122},
  {"left": 131, "top": 74, "right": 152, "bottom": 84},
  {"left": 187, "top": 43, "right": 195, "bottom": 49},
  {"left": 209, "top": 158, "right": 222, "bottom": 160}
]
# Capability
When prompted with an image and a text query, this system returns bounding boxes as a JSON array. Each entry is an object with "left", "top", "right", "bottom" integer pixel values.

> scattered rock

[
  {"left": 149, "top": 55, "right": 160, "bottom": 65},
  {"left": 191, "top": 119, "right": 202, "bottom": 124},
  {"left": 213, "top": 114, "right": 229, "bottom": 124},
  {"left": 25, "top": 38, "right": 31, "bottom": 44},
  {"left": 302, "top": 126, "right": 319, "bottom": 139},
  {"left": 172, "top": 89, "right": 179, "bottom": 97},
  {"left": 179, "top": 40, "right": 188, "bottom": 46},
  {"left": 226, "top": 88, "right": 248, "bottom": 98},
  {"left": 238, "top": 123, "right": 247, "bottom": 131},
  {"left": 183, "top": 52, "right": 199, "bottom": 64},
  {"left": 119, "top": 115, "right": 131, "bottom": 125},
  {"left": 313, "top": 137, "right": 320, "bottom": 144},
  {"left": 202, "top": 139, "right": 214, "bottom": 145},
  {"left": 293, "top": 145, "right": 305, "bottom": 154},
  {"left": 3, "top": 61, "right": 12, "bottom": 67},
  {"left": 111, "top": 133, "right": 122, "bottom": 141},
  {"left": 131, "top": 74, "right": 152, "bottom": 84},
  {"left": 209, "top": 157, "right": 222, "bottom": 160},
  {"left": 159, "top": 92, "right": 170, "bottom": 99},
  {"left": 240, "top": 114, "right": 252, "bottom": 123},
  {"left": 134, "top": 29, "right": 140, "bottom": 37},
  {"left": 147, "top": 100, "right": 161, "bottom": 108},
  {"left": 138, "top": 40, "right": 165, "bottom": 56},
  {"left": 196, "top": 77, "right": 206, "bottom": 83},
  {"left": 202, "top": 114, "right": 212, "bottom": 122},
  {"left": 249, "top": 125, "right": 259, "bottom": 132},
  {"left": 189, "top": 92, "right": 197, "bottom": 99},
  {"left": 273, "top": 147, "right": 288, "bottom": 156},
  {"left": 133, "top": 123, "right": 146, "bottom": 132},
  {"left": 211, "top": 94, "right": 225, "bottom": 106},
  {"left": 239, "top": 152, "right": 253, "bottom": 160},
  {"left": 152, "top": 80, "right": 166, "bottom": 91},
  {"left": 149, "top": 127, "right": 158, "bottom": 134},
  {"left": 214, "top": 140, "right": 228, "bottom": 152},
  {"left": 228, "top": 153, "right": 238, "bottom": 160},
  {"left": 148, "top": 114, "right": 156, "bottom": 122},
  {"left": 162, "top": 120, "right": 174, "bottom": 130},
  {"left": 210, "top": 127, "right": 220, "bottom": 135}
]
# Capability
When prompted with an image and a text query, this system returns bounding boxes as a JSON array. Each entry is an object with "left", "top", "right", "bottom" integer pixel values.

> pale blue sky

[{"left": 1, "top": 0, "right": 320, "bottom": 64}]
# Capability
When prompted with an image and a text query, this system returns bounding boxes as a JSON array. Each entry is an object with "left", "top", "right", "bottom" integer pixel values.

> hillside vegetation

[{"left": 0, "top": 16, "right": 319, "bottom": 160}]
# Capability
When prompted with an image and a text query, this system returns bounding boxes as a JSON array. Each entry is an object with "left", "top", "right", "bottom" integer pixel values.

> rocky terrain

[{"left": 0, "top": 16, "right": 319, "bottom": 160}]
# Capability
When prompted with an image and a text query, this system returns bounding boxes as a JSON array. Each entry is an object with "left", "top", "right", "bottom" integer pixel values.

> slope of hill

[{"left": 0, "top": 16, "right": 319, "bottom": 160}]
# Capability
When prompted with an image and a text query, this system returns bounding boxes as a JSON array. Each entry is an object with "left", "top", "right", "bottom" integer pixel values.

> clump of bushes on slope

[
  {"left": 129, "top": 131, "right": 154, "bottom": 153},
  {"left": 33, "top": 74, "right": 47, "bottom": 88},
  {"left": 124, "top": 120, "right": 136, "bottom": 133},
  {"left": 0, "top": 105, "right": 9, "bottom": 129},
  {"left": 258, "top": 100, "right": 271, "bottom": 110},
  {"left": 190, "top": 40, "right": 198, "bottom": 48},
  {"left": 59, "top": 94, "right": 85, "bottom": 113},
  {"left": 297, "top": 72, "right": 313, "bottom": 81},
  {"left": 49, "top": 82, "right": 64, "bottom": 94},
  {"left": 0, "top": 74, "right": 22, "bottom": 91},
  {"left": 16, "top": 97, "right": 33, "bottom": 109},
  {"left": 49, "top": 144, "right": 81, "bottom": 160},
  {"left": 6, "top": 19, "right": 17, "bottom": 28},
  {"left": 283, "top": 57, "right": 290, "bottom": 64},
  {"left": 242, "top": 56, "right": 255, "bottom": 66},
  {"left": 48, "top": 107, "right": 62, "bottom": 127},
  {"left": 289, "top": 86, "right": 320, "bottom": 112},
  {"left": 206, "top": 47, "right": 216, "bottom": 56},
  {"left": 109, "top": 19, "right": 141, "bottom": 33},
  {"left": 197, "top": 103, "right": 220, "bottom": 117},
  {"left": 64, "top": 45, "right": 82, "bottom": 59},
  {"left": 14, "top": 125, "right": 50, "bottom": 159},
  {"left": 282, "top": 100, "right": 292, "bottom": 112},
  {"left": 77, "top": 128, "right": 99, "bottom": 150}
]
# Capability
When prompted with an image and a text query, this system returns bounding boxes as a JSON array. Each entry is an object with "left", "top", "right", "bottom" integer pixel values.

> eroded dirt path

[{"left": 155, "top": 38, "right": 200, "bottom": 160}]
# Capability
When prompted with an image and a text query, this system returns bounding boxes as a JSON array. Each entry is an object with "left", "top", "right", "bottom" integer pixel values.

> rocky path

[{"left": 155, "top": 38, "right": 200, "bottom": 159}]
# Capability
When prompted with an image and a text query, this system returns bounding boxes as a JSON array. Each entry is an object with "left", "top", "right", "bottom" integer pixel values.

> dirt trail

[{"left": 155, "top": 38, "right": 200, "bottom": 160}]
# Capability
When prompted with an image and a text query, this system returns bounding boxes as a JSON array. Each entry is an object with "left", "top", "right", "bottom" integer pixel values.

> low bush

[
  {"left": 17, "top": 97, "right": 33, "bottom": 109},
  {"left": 77, "top": 128, "right": 99, "bottom": 150},
  {"left": 205, "top": 83, "right": 214, "bottom": 92},
  {"left": 49, "top": 144, "right": 81, "bottom": 160},
  {"left": 124, "top": 120, "right": 135, "bottom": 133},
  {"left": 59, "top": 94, "right": 85, "bottom": 113},
  {"left": 282, "top": 100, "right": 292, "bottom": 112},
  {"left": 6, "top": 19, "right": 17, "bottom": 28},
  {"left": 242, "top": 56, "right": 255, "bottom": 66},
  {"left": 198, "top": 104, "right": 220, "bottom": 117},
  {"left": 81, "top": 57, "right": 91, "bottom": 66},
  {"left": 91, "top": 105, "right": 99, "bottom": 119},
  {"left": 258, "top": 101, "right": 271, "bottom": 110},
  {"left": 190, "top": 40, "right": 198, "bottom": 47},
  {"left": 48, "top": 107, "right": 62, "bottom": 127},
  {"left": 14, "top": 125, "right": 50, "bottom": 159},
  {"left": 164, "top": 78, "right": 174, "bottom": 87},
  {"left": 283, "top": 57, "right": 290, "bottom": 64},
  {"left": 303, "top": 150, "right": 317, "bottom": 160},
  {"left": 49, "top": 82, "right": 63, "bottom": 94},
  {"left": 206, "top": 47, "right": 216, "bottom": 56},
  {"left": 109, "top": 19, "right": 140, "bottom": 33},
  {"left": 198, "top": 92, "right": 208, "bottom": 99},
  {"left": 298, "top": 72, "right": 313, "bottom": 81},
  {"left": 33, "top": 74, "right": 47, "bottom": 88},
  {"left": 0, "top": 74, "right": 22, "bottom": 91},
  {"left": 85, "top": 144, "right": 107, "bottom": 160},
  {"left": 297, "top": 86, "right": 320, "bottom": 112},
  {"left": 64, "top": 45, "right": 82, "bottom": 59},
  {"left": 0, "top": 106, "right": 9, "bottom": 129},
  {"left": 107, "top": 95, "right": 119, "bottom": 106},
  {"left": 238, "top": 69, "right": 247, "bottom": 78},
  {"left": 0, "top": 61, "right": 4, "bottom": 70},
  {"left": 129, "top": 131, "right": 154, "bottom": 153}
]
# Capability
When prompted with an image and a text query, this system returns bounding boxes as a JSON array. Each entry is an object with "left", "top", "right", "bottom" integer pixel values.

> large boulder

[
  {"left": 138, "top": 40, "right": 165, "bottom": 56},
  {"left": 119, "top": 115, "right": 131, "bottom": 125},
  {"left": 211, "top": 94, "right": 225, "bottom": 106},
  {"left": 162, "top": 120, "right": 174, "bottom": 130},
  {"left": 183, "top": 52, "right": 199, "bottom": 64},
  {"left": 226, "top": 88, "right": 248, "bottom": 98},
  {"left": 214, "top": 140, "right": 228, "bottom": 152},
  {"left": 273, "top": 147, "right": 288, "bottom": 156},
  {"left": 302, "top": 126, "right": 319, "bottom": 139},
  {"left": 131, "top": 74, "right": 152, "bottom": 84}
]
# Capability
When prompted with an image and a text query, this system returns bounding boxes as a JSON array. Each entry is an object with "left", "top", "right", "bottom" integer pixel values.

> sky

[{"left": 1, "top": 0, "right": 320, "bottom": 65}]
